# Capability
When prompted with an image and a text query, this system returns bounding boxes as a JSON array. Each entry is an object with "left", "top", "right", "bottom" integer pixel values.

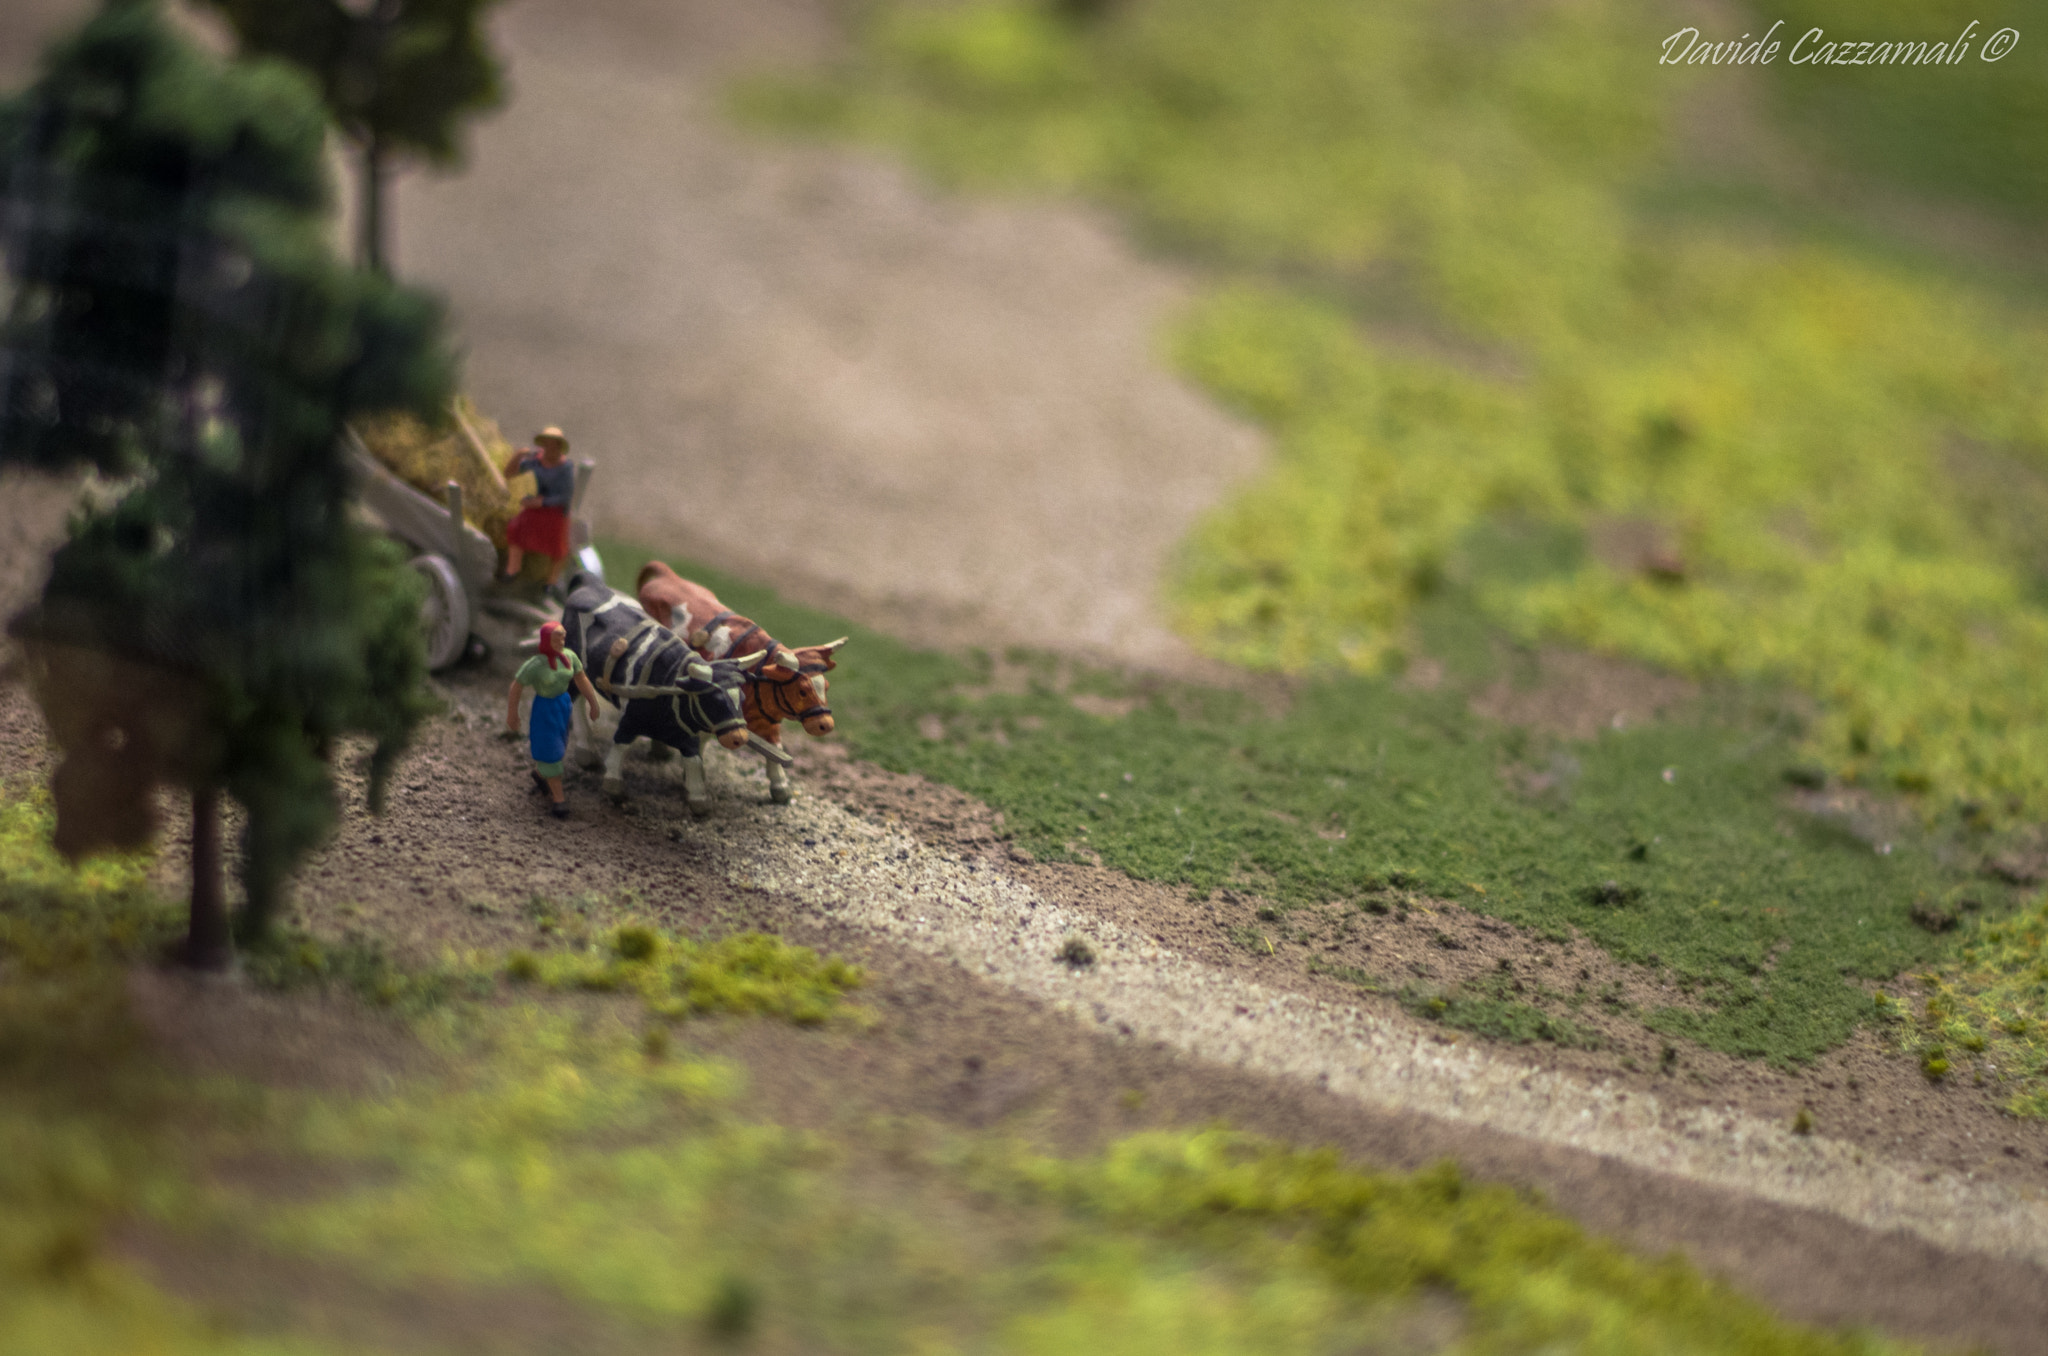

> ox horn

[
  {"left": 817, "top": 636, "right": 849, "bottom": 653},
  {"left": 685, "top": 658, "right": 713, "bottom": 682},
  {"left": 728, "top": 649, "right": 768, "bottom": 670}
]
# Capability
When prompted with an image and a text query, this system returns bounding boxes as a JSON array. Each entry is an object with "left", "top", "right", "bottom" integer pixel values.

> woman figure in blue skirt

[{"left": 507, "top": 621, "right": 601, "bottom": 819}]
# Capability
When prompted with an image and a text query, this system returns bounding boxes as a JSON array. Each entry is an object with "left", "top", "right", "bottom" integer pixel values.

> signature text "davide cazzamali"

[{"left": 1660, "top": 19, "right": 2019, "bottom": 66}]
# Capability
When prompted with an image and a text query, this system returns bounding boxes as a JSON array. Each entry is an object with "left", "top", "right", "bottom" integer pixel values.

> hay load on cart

[{"left": 345, "top": 397, "right": 603, "bottom": 670}]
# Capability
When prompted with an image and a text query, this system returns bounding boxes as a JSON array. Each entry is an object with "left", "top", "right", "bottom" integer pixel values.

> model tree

[
  {"left": 193, "top": 0, "right": 508, "bottom": 273},
  {"left": 0, "top": 0, "right": 456, "bottom": 966}
]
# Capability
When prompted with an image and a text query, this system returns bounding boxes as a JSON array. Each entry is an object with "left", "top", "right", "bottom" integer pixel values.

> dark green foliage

[
  {"left": 0, "top": 1, "right": 330, "bottom": 474},
  {"left": 194, "top": 0, "right": 508, "bottom": 269},
  {"left": 704, "top": 1274, "right": 759, "bottom": 1341},
  {"left": 0, "top": 2, "right": 454, "bottom": 955},
  {"left": 241, "top": 928, "right": 484, "bottom": 1014},
  {"left": 1400, "top": 979, "right": 1601, "bottom": 1050}
]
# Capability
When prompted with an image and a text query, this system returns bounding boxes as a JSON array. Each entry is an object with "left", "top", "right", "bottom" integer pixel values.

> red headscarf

[{"left": 537, "top": 621, "right": 567, "bottom": 669}]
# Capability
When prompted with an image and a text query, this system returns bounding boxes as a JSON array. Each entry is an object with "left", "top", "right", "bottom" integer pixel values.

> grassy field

[
  {"left": 597, "top": 540, "right": 2045, "bottom": 1104},
  {"left": 736, "top": 0, "right": 2048, "bottom": 826},
  {"left": 722, "top": 0, "right": 2048, "bottom": 1104},
  {"left": 0, "top": 781, "right": 1927, "bottom": 1354}
]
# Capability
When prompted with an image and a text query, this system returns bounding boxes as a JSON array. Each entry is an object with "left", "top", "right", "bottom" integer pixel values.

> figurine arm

[
  {"left": 506, "top": 678, "right": 524, "bottom": 733},
  {"left": 574, "top": 669, "right": 600, "bottom": 722}
]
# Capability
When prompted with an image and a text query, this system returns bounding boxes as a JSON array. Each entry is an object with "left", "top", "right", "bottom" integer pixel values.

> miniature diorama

[{"left": 2, "top": 2, "right": 2046, "bottom": 1354}]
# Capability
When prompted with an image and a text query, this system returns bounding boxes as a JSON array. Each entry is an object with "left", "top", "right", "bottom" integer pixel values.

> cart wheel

[{"left": 411, "top": 553, "right": 471, "bottom": 672}]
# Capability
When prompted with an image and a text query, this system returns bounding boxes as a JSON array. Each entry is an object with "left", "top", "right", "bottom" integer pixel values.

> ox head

[
  {"left": 762, "top": 637, "right": 846, "bottom": 737},
  {"left": 681, "top": 649, "right": 763, "bottom": 750}
]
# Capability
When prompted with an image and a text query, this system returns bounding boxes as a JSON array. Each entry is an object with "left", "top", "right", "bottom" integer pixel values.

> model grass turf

[
  {"left": 244, "top": 912, "right": 865, "bottom": 1028},
  {"left": 599, "top": 539, "right": 2044, "bottom": 1096},
  {"left": 0, "top": 785, "right": 343, "bottom": 1355},
  {"left": 1906, "top": 897, "right": 2048, "bottom": 1118},
  {"left": 501, "top": 924, "right": 864, "bottom": 1025},
  {"left": 0, "top": 782, "right": 1920, "bottom": 1353},
  {"left": 736, "top": 0, "right": 2048, "bottom": 828}
]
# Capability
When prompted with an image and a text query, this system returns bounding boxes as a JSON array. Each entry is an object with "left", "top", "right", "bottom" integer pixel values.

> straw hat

[{"left": 533, "top": 427, "right": 569, "bottom": 452}]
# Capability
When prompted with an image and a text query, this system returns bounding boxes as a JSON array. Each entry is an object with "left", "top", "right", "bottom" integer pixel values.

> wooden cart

[{"left": 343, "top": 427, "right": 603, "bottom": 670}]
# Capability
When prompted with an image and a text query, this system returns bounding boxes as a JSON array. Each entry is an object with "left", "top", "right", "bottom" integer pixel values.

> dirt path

[{"left": 399, "top": 0, "right": 1263, "bottom": 667}]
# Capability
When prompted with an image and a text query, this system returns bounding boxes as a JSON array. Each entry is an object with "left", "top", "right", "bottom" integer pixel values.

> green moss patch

[
  {"left": 504, "top": 924, "right": 864, "bottom": 1026},
  {"left": 1897, "top": 896, "right": 2048, "bottom": 1117},
  {"left": 1003, "top": 1130, "right": 1904, "bottom": 1356},
  {"left": 1399, "top": 980, "right": 1604, "bottom": 1051}
]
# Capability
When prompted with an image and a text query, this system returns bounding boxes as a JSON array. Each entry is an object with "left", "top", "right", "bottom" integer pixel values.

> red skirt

[{"left": 506, "top": 505, "right": 570, "bottom": 559}]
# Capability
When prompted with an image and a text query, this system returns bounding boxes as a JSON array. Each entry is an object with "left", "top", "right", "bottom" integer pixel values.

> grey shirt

[{"left": 519, "top": 454, "right": 575, "bottom": 510}]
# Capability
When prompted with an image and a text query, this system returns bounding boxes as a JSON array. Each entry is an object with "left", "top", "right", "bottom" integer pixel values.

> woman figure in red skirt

[{"left": 500, "top": 427, "right": 576, "bottom": 587}]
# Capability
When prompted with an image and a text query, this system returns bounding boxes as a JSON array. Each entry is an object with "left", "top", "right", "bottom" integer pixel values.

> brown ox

[{"left": 635, "top": 560, "right": 845, "bottom": 803}]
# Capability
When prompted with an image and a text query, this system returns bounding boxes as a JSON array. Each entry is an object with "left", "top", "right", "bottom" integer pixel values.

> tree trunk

[
  {"left": 359, "top": 135, "right": 389, "bottom": 274},
  {"left": 183, "top": 788, "right": 233, "bottom": 970}
]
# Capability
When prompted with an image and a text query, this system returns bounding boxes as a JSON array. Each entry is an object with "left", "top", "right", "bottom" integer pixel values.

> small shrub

[
  {"left": 704, "top": 1274, "right": 758, "bottom": 1340},
  {"left": 1791, "top": 1107, "right": 1814, "bottom": 1136},
  {"left": 1908, "top": 899, "right": 1959, "bottom": 933},
  {"left": 1057, "top": 934, "right": 1096, "bottom": 967},
  {"left": 614, "top": 925, "right": 661, "bottom": 962},
  {"left": 518, "top": 928, "right": 864, "bottom": 1025}
]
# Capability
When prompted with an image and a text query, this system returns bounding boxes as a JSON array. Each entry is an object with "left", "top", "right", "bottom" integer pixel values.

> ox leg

[
  {"left": 679, "top": 751, "right": 711, "bottom": 819},
  {"left": 765, "top": 754, "right": 794, "bottom": 804},
  {"left": 603, "top": 741, "right": 629, "bottom": 802},
  {"left": 573, "top": 700, "right": 610, "bottom": 770},
  {"left": 579, "top": 702, "right": 631, "bottom": 801}
]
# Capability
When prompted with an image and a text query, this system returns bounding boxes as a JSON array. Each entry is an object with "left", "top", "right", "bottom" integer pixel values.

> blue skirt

[{"left": 529, "top": 690, "right": 574, "bottom": 770}]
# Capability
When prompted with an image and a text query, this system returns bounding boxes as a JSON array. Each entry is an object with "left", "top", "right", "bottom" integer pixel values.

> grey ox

[{"left": 559, "top": 575, "right": 764, "bottom": 815}]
